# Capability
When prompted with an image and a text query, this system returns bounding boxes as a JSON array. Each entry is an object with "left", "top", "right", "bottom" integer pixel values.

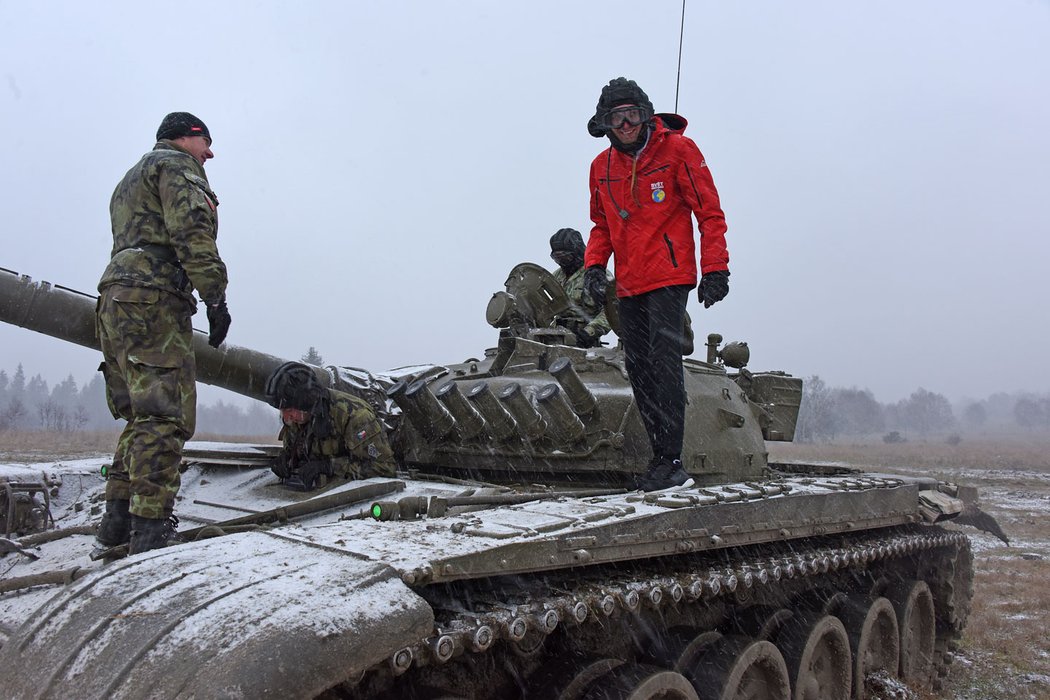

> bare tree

[
  {"left": 1014, "top": 398, "right": 1046, "bottom": 429},
  {"left": 893, "top": 388, "right": 955, "bottom": 435},
  {"left": 830, "top": 387, "right": 885, "bottom": 435},
  {"left": 795, "top": 375, "right": 839, "bottom": 442},
  {"left": 962, "top": 402, "right": 988, "bottom": 428}
]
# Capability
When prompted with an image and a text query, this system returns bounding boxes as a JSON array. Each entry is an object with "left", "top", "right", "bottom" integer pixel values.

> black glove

[
  {"left": 270, "top": 454, "right": 291, "bottom": 479},
  {"left": 206, "top": 300, "right": 231, "bottom": 348},
  {"left": 286, "top": 459, "right": 332, "bottom": 491},
  {"left": 697, "top": 270, "right": 730, "bottom": 308},
  {"left": 583, "top": 266, "right": 608, "bottom": 309},
  {"left": 573, "top": 327, "right": 596, "bottom": 348}
]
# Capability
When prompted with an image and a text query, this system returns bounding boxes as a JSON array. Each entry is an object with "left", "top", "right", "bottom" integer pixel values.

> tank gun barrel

[{"left": 0, "top": 267, "right": 296, "bottom": 403}]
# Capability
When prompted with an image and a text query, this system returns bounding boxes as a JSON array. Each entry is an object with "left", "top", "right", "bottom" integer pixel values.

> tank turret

[{"left": 389, "top": 263, "right": 802, "bottom": 485}]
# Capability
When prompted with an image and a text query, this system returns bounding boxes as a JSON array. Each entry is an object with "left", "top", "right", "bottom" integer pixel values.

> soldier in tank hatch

[
  {"left": 582, "top": 77, "right": 729, "bottom": 491},
  {"left": 95, "top": 112, "right": 232, "bottom": 554},
  {"left": 265, "top": 362, "right": 396, "bottom": 491},
  {"left": 548, "top": 227, "right": 612, "bottom": 348}
]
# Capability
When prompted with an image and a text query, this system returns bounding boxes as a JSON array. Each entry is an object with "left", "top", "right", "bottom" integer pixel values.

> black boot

[
  {"left": 128, "top": 514, "right": 180, "bottom": 555},
  {"left": 637, "top": 457, "right": 693, "bottom": 491},
  {"left": 96, "top": 499, "right": 131, "bottom": 547}
]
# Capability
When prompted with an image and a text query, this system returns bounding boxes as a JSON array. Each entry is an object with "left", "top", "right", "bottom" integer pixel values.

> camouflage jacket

[
  {"left": 552, "top": 266, "right": 612, "bottom": 340},
  {"left": 99, "top": 141, "right": 227, "bottom": 305},
  {"left": 279, "top": 389, "right": 396, "bottom": 479}
]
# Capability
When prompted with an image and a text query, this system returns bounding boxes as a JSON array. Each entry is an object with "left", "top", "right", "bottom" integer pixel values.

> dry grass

[
  {"left": 0, "top": 429, "right": 274, "bottom": 463},
  {"left": 769, "top": 435, "right": 1050, "bottom": 473},
  {"left": 771, "top": 437, "right": 1050, "bottom": 700},
  {"left": 0, "top": 429, "right": 119, "bottom": 462}
]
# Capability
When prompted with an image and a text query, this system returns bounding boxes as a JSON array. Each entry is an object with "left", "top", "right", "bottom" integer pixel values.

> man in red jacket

[{"left": 583, "top": 77, "right": 730, "bottom": 491}]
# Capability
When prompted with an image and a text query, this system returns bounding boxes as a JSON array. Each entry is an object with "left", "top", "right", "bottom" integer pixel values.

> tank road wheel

[
  {"left": 509, "top": 628, "right": 547, "bottom": 659},
  {"left": 670, "top": 631, "right": 724, "bottom": 673},
  {"left": 923, "top": 537, "right": 974, "bottom": 633},
  {"left": 581, "top": 664, "right": 699, "bottom": 700},
  {"left": 918, "top": 538, "right": 975, "bottom": 690},
  {"left": 840, "top": 597, "right": 899, "bottom": 700},
  {"left": 687, "top": 637, "right": 790, "bottom": 700},
  {"left": 776, "top": 613, "right": 851, "bottom": 700},
  {"left": 890, "top": 580, "right": 936, "bottom": 686},
  {"left": 531, "top": 657, "right": 624, "bottom": 700}
]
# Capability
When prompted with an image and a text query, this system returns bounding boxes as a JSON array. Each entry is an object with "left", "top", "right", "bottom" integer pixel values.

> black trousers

[{"left": 617, "top": 284, "right": 691, "bottom": 462}]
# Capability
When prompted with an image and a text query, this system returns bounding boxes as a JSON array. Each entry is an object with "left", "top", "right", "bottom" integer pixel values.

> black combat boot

[
  {"left": 637, "top": 457, "right": 693, "bottom": 491},
  {"left": 96, "top": 499, "right": 131, "bottom": 547},
  {"left": 128, "top": 514, "right": 180, "bottom": 555}
]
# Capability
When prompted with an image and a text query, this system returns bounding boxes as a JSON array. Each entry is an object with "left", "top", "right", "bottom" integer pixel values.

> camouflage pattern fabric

[
  {"left": 99, "top": 140, "right": 227, "bottom": 305},
  {"left": 279, "top": 389, "right": 396, "bottom": 480},
  {"left": 96, "top": 139, "right": 225, "bottom": 520},
  {"left": 553, "top": 266, "right": 612, "bottom": 342},
  {"left": 96, "top": 285, "right": 196, "bottom": 519}
]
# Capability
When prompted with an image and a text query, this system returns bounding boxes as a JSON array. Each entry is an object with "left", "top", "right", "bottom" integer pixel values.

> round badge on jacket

[{"left": 652, "top": 189, "right": 666, "bottom": 203}]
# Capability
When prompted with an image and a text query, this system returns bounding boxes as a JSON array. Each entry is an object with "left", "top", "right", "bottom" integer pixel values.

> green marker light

[{"left": 371, "top": 503, "right": 383, "bottom": 519}]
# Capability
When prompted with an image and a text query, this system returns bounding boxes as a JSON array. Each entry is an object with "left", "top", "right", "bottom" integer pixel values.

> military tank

[{"left": 0, "top": 264, "right": 1004, "bottom": 700}]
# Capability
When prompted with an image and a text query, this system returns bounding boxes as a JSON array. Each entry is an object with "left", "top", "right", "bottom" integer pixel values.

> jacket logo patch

[
  {"left": 652, "top": 189, "right": 666, "bottom": 203},
  {"left": 651, "top": 181, "right": 664, "bottom": 190}
]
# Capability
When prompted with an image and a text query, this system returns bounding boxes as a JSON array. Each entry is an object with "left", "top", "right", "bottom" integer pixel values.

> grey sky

[{"left": 1, "top": 1, "right": 1047, "bottom": 408}]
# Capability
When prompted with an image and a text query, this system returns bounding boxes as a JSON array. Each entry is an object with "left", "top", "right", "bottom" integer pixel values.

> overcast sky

[{"left": 1, "top": 1, "right": 1047, "bottom": 409}]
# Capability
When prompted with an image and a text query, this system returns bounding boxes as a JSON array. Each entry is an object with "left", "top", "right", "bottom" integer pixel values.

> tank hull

[
  {"left": 0, "top": 456, "right": 974, "bottom": 699},
  {"left": 0, "top": 266, "right": 993, "bottom": 698}
]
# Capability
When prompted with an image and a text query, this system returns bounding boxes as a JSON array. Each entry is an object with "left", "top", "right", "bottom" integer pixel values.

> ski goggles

[{"left": 600, "top": 106, "right": 651, "bottom": 130}]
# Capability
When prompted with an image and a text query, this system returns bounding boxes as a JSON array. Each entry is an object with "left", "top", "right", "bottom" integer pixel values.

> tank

[{"left": 0, "top": 265, "right": 1006, "bottom": 700}]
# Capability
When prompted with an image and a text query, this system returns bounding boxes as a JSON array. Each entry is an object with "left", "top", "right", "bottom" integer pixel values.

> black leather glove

[
  {"left": 697, "top": 270, "right": 730, "bottom": 308},
  {"left": 206, "top": 300, "right": 232, "bottom": 348},
  {"left": 583, "top": 266, "right": 608, "bottom": 309}
]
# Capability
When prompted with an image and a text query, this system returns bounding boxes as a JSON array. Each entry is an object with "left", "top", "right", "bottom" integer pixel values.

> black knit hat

[
  {"left": 156, "top": 112, "right": 211, "bottom": 143},
  {"left": 587, "top": 77, "right": 654, "bottom": 138},
  {"left": 550, "top": 228, "right": 585, "bottom": 256},
  {"left": 265, "top": 362, "right": 322, "bottom": 410}
]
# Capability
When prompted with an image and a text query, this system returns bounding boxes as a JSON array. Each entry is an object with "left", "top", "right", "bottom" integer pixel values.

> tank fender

[
  {"left": 0, "top": 531, "right": 435, "bottom": 699},
  {"left": 921, "top": 487, "right": 1010, "bottom": 545}
]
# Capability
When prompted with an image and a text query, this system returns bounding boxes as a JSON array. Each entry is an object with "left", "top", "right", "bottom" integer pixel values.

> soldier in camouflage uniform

[
  {"left": 95, "top": 112, "right": 231, "bottom": 555},
  {"left": 265, "top": 362, "right": 396, "bottom": 491},
  {"left": 550, "top": 228, "right": 696, "bottom": 354},
  {"left": 549, "top": 228, "right": 612, "bottom": 348}
]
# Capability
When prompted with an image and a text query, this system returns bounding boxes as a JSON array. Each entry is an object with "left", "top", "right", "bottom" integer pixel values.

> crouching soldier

[{"left": 265, "top": 362, "right": 396, "bottom": 490}]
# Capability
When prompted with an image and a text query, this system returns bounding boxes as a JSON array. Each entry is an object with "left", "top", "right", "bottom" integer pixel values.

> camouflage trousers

[{"left": 96, "top": 284, "right": 196, "bottom": 519}]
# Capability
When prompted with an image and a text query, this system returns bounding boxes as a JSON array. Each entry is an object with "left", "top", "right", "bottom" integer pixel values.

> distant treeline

[
  {"left": 0, "top": 364, "right": 279, "bottom": 437},
  {"left": 797, "top": 376, "right": 1050, "bottom": 443}
]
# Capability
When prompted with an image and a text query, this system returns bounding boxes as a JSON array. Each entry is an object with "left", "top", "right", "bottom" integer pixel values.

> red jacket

[{"left": 585, "top": 114, "right": 728, "bottom": 297}]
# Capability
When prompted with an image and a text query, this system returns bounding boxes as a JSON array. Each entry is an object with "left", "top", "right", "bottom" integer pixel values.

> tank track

[{"left": 337, "top": 525, "right": 972, "bottom": 699}]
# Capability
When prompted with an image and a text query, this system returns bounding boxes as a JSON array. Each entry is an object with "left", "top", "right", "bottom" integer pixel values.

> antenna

[{"left": 674, "top": 0, "right": 686, "bottom": 113}]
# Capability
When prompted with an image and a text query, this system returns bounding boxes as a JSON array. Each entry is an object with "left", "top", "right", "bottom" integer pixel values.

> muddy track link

[{"left": 338, "top": 526, "right": 971, "bottom": 699}]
